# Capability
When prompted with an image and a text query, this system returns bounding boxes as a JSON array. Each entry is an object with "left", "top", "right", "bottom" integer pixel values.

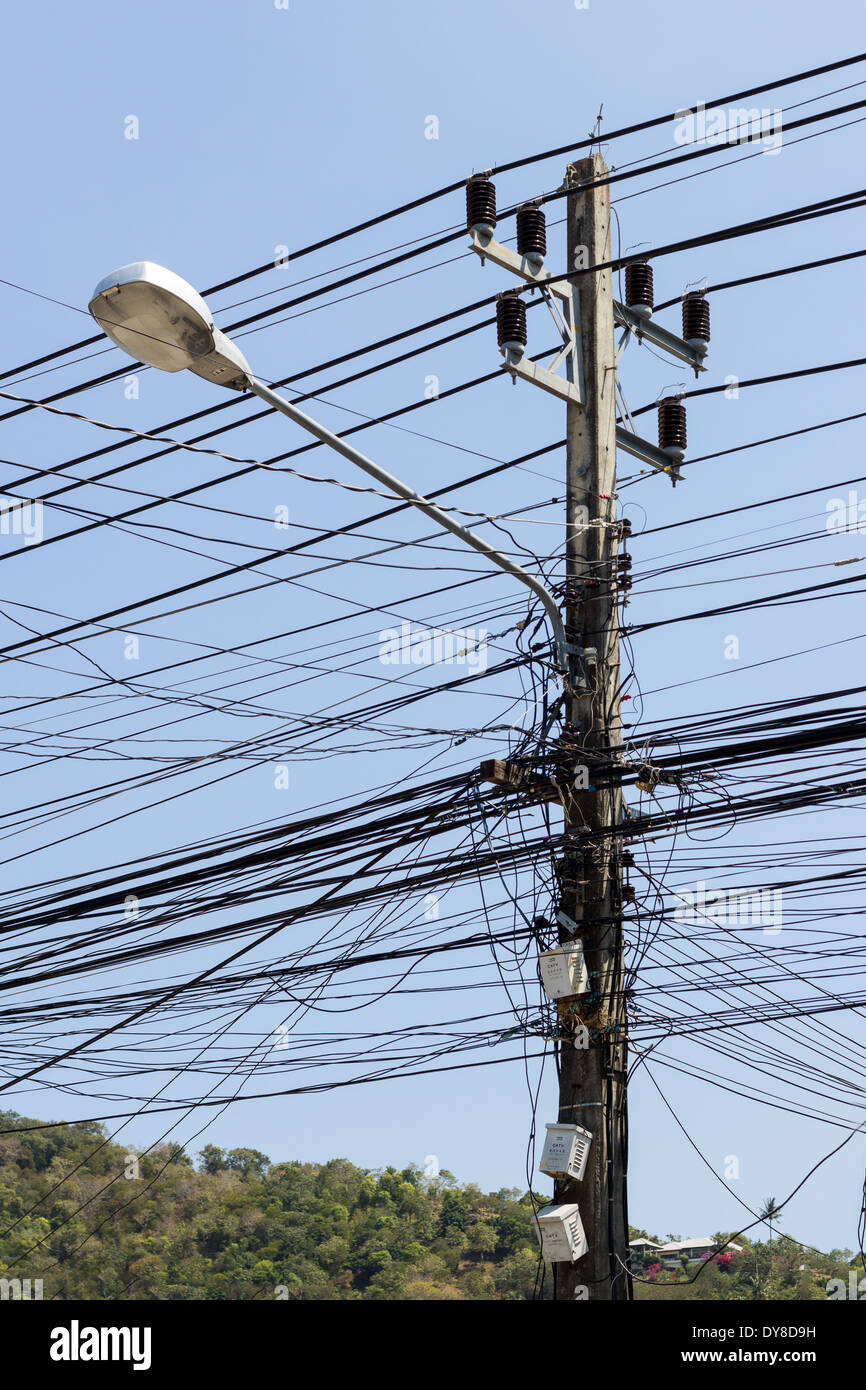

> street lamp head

[
  {"left": 88, "top": 261, "right": 216, "bottom": 372},
  {"left": 88, "top": 261, "right": 253, "bottom": 390}
]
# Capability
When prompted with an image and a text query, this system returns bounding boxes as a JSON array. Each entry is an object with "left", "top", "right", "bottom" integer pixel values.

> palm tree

[{"left": 759, "top": 1195, "right": 784, "bottom": 1243}]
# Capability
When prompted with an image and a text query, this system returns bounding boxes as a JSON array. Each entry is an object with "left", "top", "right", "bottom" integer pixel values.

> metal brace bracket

[
  {"left": 615, "top": 425, "right": 683, "bottom": 484},
  {"left": 615, "top": 374, "right": 683, "bottom": 484},
  {"left": 469, "top": 229, "right": 585, "bottom": 406},
  {"left": 613, "top": 300, "right": 707, "bottom": 377},
  {"left": 500, "top": 347, "right": 584, "bottom": 405}
]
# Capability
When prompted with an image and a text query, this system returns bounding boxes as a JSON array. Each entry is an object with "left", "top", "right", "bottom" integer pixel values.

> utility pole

[
  {"left": 468, "top": 152, "right": 703, "bottom": 1298},
  {"left": 553, "top": 153, "right": 630, "bottom": 1301}
]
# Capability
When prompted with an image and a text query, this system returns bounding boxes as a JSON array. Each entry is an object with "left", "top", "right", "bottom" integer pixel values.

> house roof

[
  {"left": 658, "top": 1238, "right": 744, "bottom": 1254},
  {"left": 628, "top": 1238, "right": 662, "bottom": 1248}
]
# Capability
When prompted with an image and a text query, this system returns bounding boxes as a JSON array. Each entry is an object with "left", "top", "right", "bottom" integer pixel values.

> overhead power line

[{"left": 2, "top": 50, "right": 864, "bottom": 382}]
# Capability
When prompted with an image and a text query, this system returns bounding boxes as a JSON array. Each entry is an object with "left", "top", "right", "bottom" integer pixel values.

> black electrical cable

[{"left": 6, "top": 47, "right": 859, "bottom": 384}]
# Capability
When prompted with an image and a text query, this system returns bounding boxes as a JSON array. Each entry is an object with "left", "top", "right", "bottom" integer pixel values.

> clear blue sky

[{"left": 0, "top": 0, "right": 864, "bottom": 1258}]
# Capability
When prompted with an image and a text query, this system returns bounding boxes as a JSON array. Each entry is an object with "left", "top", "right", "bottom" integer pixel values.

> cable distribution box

[
  {"left": 538, "top": 942, "right": 588, "bottom": 1000},
  {"left": 539, "top": 1121, "right": 592, "bottom": 1181},
  {"left": 535, "top": 1202, "right": 589, "bottom": 1262}
]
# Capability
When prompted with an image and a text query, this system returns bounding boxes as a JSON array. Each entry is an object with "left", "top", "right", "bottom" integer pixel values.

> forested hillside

[{"left": 0, "top": 1112, "right": 859, "bottom": 1300}]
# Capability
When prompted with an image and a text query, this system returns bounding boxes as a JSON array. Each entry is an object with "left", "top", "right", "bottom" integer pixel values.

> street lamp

[{"left": 89, "top": 261, "right": 567, "bottom": 669}]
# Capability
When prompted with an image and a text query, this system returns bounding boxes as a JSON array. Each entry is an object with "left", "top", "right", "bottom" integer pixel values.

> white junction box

[
  {"left": 539, "top": 1122, "right": 593, "bottom": 1181},
  {"left": 538, "top": 942, "right": 588, "bottom": 1000},
  {"left": 535, "top": 1202, "right": 589, "bottom": 1262}
]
